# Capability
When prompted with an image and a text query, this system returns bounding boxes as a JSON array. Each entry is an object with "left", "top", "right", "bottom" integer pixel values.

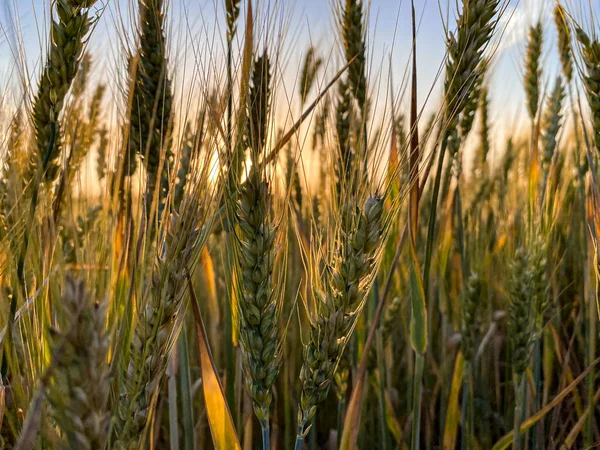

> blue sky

[{"left": 1, "top": 0, "right": 599, "bottom": 158}]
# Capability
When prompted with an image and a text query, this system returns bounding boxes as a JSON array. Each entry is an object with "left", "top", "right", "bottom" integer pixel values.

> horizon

[{"left": 0, "top": 0, "right": 598, "bottom": 178}]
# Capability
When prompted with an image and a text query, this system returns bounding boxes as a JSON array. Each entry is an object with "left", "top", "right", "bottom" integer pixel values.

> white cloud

[{"left": 495, "top": 0, "right": 552, "bottom": 54}]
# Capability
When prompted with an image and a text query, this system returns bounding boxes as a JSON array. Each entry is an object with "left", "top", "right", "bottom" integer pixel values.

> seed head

[
  {"left": 576, "top": 27, "right": 600, "bottom": 153},
  {"left": 540, "top": 77, "right": 565, "bottom": 173},
  {"left": 298, "top": 194, "right": 385, "bottom": 427},
  {"left": 554, "top": 5, "right": 573, "bottom": 83},
  {"left": 524, "top": 22, "right": 543, "bottom": 120},
  {"left": 28, "top": 0, "right": 98, "bottom": 184}
]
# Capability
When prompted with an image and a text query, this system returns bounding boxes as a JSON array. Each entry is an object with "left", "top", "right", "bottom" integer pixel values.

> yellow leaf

[
  {"left": 339, "top": 373, "right": 365, "bottom": 450},
  {"left": 563, "top": 385, "right": 600, "bottom": 448},
  {"left": 371, "top": 373, "right": 404, "bottom": 444},
  {"left": 230, "top": 267, "right": 239, "bottom": 347},
  {"left": 201, "top": 247, "right": 220, "bottom": 323},
  {"left": 188, "top": 276, "right": 241, "bottom": 450},
  {"left": 384, "top": 390, "right": 403, "bottom": 444},
  {"left": 442, "top": 351, "right": 464, "bottom": 450}
]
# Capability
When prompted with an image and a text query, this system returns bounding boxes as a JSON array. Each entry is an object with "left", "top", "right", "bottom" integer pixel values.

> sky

[{"left": 1, "top": 0, "right": 599, "bottom": 167}]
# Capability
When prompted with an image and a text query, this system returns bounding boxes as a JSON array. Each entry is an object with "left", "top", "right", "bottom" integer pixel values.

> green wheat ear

[
  {"left": 554, "top": 5, "right": 573, "bottom": 83},
  {"left": 576, "top": 27, "right": 600, "bottom": 154},
  {"left": 0, "top": 110, "right": 26, "bottom": 235},
  {"left": 381, "top": 296, "right": 402, "bottom": 343},
  {"left": 226, "top": 0, "right": 242, "bottom": 39},
  {"left": 298, "top": 194, "right": 384, "bottom": 432},
  {"left": 299, "top": 47, "right": 323, "bottom": 106},
  {"left": 460, "top": 59, "right": 488, "bottom": 140},
  {"left": 461, "top": 272, "right": 483, "bottom": 362},
  {"left": 48, "top": 277, "right": 110, "bottom": 450},
  {"left": 524, "top": 21, "right": 543, "bottom": 120},
  {"left": 444, "top": 0, "right": 501, "bottom": 157},
  {"left": 29, "top": 0, "right": 99, "bottom": 185},
  {"left": 340, "top": 0, "right": 368, "bottom": 116},
  {"left": 114, "top": 154, "right": 217, "bottom": 448},
  {"left": 335, "top": 79, "right": 354, "bottom": 201},
  {"left": 231, "top": 51, "right": 286, "bottom": 433},
  {"left": 128, "top": 0, "right": 174, "bottom": 210},
  {"left": 540, "top": 78, "right": 565, "bottom": 173},
  {"left": 508, "top": 247, "right": 535, "bottom": 377}
]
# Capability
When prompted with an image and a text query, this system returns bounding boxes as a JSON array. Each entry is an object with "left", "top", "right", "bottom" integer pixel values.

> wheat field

[{"left": 0, "top": 0, "right": 599, "bottom": 449}]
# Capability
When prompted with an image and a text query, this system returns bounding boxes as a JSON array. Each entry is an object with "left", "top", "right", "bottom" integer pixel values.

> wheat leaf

[{"left": 188, "top": 275, "right": 241, "bottom": 450}]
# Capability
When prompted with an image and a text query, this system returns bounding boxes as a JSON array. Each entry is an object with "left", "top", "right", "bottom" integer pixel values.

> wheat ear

[
  {"left": 48, "top": 277, "right": 109, "bottom": 450},
  {"left": 114, "top": 181, "right": 216, "bottom": 448},
  {"left": 524, "top": 22, "right": 543, "bottom": 121},
  {"left": 296, "top": 194, "right": 384, "bottom": 442},
  {"left": 28, "top": 0, "right": 98, "bottom": 185},
  {"left": 128, "top": 0, "right": 173, "bottom": 208}
]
